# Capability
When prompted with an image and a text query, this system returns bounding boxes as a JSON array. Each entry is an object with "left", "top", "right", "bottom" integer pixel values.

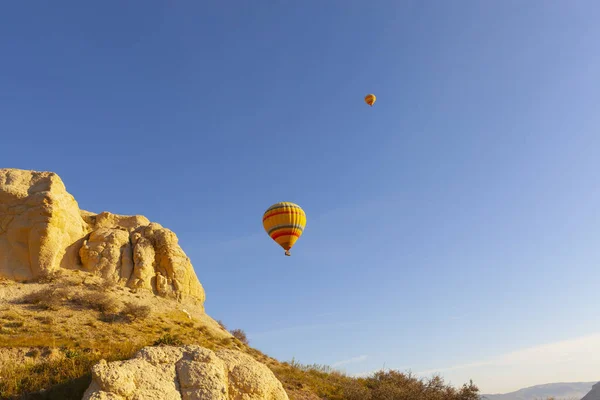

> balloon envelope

[
  {"left": 364, "top": 94, "right": 376, "bottom": 106},
  {"left": 262, "top": 202, "right": 306, "bottom": 255}
]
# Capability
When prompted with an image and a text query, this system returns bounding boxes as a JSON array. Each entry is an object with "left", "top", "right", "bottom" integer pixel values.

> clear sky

[{"left": 2, "top": 1, "right": 600, "bottom": 394}]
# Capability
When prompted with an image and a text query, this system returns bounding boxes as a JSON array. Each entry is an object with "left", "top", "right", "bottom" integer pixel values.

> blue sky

[{"left": 2, "top": 1, "right": 600, "bottom": 393}]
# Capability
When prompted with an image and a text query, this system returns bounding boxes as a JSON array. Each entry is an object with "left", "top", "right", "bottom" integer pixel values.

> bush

[
  {"left": 154, "top": 333, "right": 183, "bottom": 346},
  {"left": 271, "top": 362, "right": 480, "bottom": 400},
  {"left": 98, "top": 312, "right": 122, "bottom": 324},
  {"left": 341, "top": 379, "right": 372, "bottom": 400},
  {"left": 19, "top": 287, "right": 69, "bottom": 311},
  {"left": 120, "top": 302, "right": 151, "bottom": 322},
  {"left": 230, "top": 328, "right": 249, "bottom": 345},
  {"left": 363, "top": 370, "right": 479, "bottom": 400},
  {"left": 75, "top": 292, "right": 119, "bottom": 313}
]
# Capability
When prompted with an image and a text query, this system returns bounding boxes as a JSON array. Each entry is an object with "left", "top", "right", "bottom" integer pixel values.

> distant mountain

[
  {"left": 482, "top": 382, "right": 598, "bottom": 400},
  {"left": 582, "top": 382, "right": 600, "bottom": 400}
]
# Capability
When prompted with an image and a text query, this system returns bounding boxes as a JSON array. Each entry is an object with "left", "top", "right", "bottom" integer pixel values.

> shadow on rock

[{"left": 13, "top": 374, "right": 91, "bottom": 400}]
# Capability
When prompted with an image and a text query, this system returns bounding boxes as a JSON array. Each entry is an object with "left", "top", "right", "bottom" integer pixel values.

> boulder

[{"left": 82, "top": 345, "right": 289, "bottom": 400}]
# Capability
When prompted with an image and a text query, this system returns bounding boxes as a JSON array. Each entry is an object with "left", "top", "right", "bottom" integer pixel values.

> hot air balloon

[
  {"left": 262, "top": 202, "right": 306, "bottom": 256},
  {"left": 365, "top": 94, "right": 376, "bottom": 106}
]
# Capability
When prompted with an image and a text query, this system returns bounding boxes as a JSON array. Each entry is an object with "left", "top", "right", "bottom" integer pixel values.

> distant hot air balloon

[
  {"left": 365, "top": 94, "right": 376, "bottom": 106},
  {"left": 262, "top": 202, "right": 306, "bottom": 256}
]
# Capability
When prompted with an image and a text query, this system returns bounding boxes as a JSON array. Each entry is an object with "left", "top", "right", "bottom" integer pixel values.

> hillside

[
  {"left": 0, "top": 168, "right": 481, "bottom": 399},
  {"left": 482, "top": 381, "right": 598, "bottom": 400}
]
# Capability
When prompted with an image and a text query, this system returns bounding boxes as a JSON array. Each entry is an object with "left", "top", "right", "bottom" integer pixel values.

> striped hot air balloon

[
  {"left": 262, "top": 202, "right": 306, "bottom": 256},
  {"left": 364, "top": 93, "right": 376, "bottom": 106}
]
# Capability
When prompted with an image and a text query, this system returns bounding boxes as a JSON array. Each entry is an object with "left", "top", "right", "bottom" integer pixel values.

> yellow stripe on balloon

[{"left": 262, "top": 202, "right": 306, "bottom": 254}]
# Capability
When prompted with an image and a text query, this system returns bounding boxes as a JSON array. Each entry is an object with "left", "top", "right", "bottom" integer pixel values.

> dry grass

[
  {"left": 0, "top": 342, "right": 137, "bottom": 400},
  {"left": 0, "top": 272, "right": 234, "bottom": 398},
  {"left": 0, "top": 274, "right": 481, "bottom": 400},
  {"left": 0, "top": 311, "right": 235, "bottom": 399},
  {"left": 0, "top": 291, "right": 236, "bottom": 397}
]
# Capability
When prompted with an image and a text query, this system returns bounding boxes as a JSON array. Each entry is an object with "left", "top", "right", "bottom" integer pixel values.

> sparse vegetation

[
  {"left": 26, "top": 348, "right": 41, "bottom": 358},
  {"left": 19, "top": 287, "right": 69, "bottom": 311},
  {"left": 3, "top": 321, "right": 24, "bottom": 329},
  {"left": 0, "top": 311, "right": 20, "bottom": 321},
  {"left": 63, "top": 348, "right": 80, "bottom": 359},
  {"left": 75, "top": 291, "right": 119, "bottom": 314},
  {"left": 18, "top": 286, "right": 154, "bottom": 326},
  {"left": 270, "top": 360, "right": 480, "bottom": 400},
  {"left": 19, "top": 286, "right": 120, "bottom": 315},
  {"left": 35, "top": 269, "right": 65, "bottom": 284},
  {"left": 0, "top": 276, "right": 480, "bottom": 400},
  {"left": 98, "top": 311, "right": 122, "bottom": 323},
  {"left": 230, "top": 328, "right": 249, "bottom": 345},
  {"left": 154, "top": 333, "right": 183, "bottom": 346},
  {"left": 34, "top": 315, "right": 55, "bottom": 325},
  {"left": 120, "top": 302, "right": 152, "bottom": 321},
  {"left": 0, "top": 341, "right": 137, "bottom": 399}
]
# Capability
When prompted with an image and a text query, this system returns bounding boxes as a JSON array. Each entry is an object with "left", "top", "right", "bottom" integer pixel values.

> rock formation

[
  {"left": 0, "top": 169, "right": 88, "bottom": 281},
  {"left": 82, "top": 345, "right": 289, "bottom": 400},
  {"left": 0, "top": 168, "right": 204, "bottom": 303}
]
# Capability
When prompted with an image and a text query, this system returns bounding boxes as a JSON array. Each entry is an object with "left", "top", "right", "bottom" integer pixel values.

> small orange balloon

[{"left": 365, "top": 94, "right": 376, "bottom": 106}]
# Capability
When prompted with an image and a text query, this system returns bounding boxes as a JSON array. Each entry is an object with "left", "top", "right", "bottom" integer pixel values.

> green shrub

[{"left": 153, "top": 333, "right": 183, "bottom": 346}]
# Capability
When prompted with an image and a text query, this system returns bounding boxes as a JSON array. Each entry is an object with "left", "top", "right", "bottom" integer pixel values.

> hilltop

[
  {"left": 482, "top": 381, "right": 598, "bottom": 400},
  {"left": 0, "top": 168, "right": 480, "bottom": 399}
]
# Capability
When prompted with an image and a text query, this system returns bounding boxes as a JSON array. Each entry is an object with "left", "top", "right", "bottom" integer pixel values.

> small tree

[{"left": 230, "top": 328, "right": 249, "bottom": 345}]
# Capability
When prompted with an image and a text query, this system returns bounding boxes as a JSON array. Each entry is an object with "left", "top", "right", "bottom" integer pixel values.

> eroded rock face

[
  {"left": 0, "top": 169, "right": 89, "bottom": 281},
  {"left": 80, "top": 228, "right": 132, "bottom": 282},
  {"left": 0, "top": 168, "right": 205, "bottom": 304},
  {"left": 82, "top": 345, "right": 289, "bottom": 400},
  {"left": 77, "top": 218, "right": 205, "bottom": 302}
]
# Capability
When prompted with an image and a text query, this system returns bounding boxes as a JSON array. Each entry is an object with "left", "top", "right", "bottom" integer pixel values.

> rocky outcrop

[
  {"left": 80, "top": 227, "right": 132, "bottom": 283},
  {"left": 78, "top": 218, "right": 205, "bottom": 302},
  {"left": 0, "top": 168, "right": 205, "bottom": 303},
  {"left": 0, "top": 169, "right": 89, "bottom": 281},
  {"left": 82, "top": 345, "right": 289, "bottom": 400}
]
